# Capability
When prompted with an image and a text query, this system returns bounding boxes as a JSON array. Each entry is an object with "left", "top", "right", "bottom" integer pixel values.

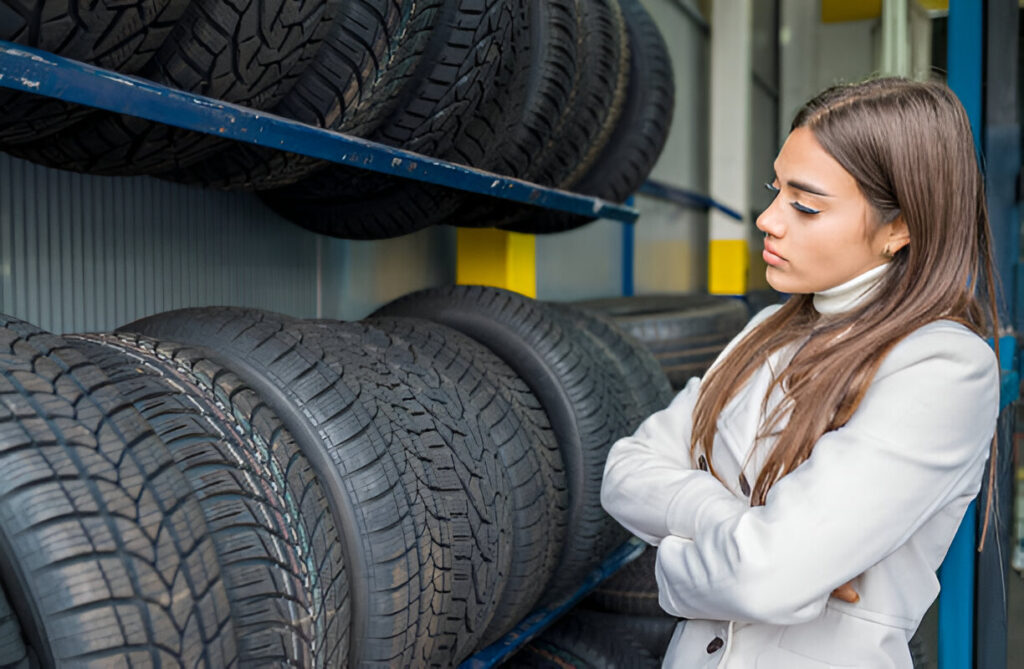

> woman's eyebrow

[{"left": 786, "top": 179, "right": 832, "bottom": 197}]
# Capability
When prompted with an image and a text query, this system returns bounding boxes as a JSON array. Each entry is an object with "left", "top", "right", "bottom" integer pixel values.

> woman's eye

[
  {"left": 764, "top": 182, "right": 780, "bottom": 194},
  {"left": 791, "top": 201, "right": 822, "bottom": 215}
]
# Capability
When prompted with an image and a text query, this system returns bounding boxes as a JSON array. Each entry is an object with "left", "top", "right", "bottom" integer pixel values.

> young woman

[{"left": 601, "top": 77, "right": 1001, "bottom": 668}]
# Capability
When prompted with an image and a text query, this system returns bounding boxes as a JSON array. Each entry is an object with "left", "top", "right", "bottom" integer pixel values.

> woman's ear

[{"left": 886, "top": 216, "right": 911, "bottom": 254}]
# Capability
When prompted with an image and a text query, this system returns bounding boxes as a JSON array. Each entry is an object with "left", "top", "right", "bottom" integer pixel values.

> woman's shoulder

[{"left": 880, "top": 318, "right": 999, "bottom": 382}]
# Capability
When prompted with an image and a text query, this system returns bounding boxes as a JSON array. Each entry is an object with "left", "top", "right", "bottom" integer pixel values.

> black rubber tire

[
  {"left": 0, "top": 581, "right": 28, "bottom": 666},
  {"left": 9, "top": 0, "right": 338, "bottom": 176},
  {"left": 163, "top": 0, "right": 443, "bottom": 191},
  {"left": 0, "top": 0, "right": 189, "bottom": 144},
  {"left": 483, "top": 0, "right": 628, "bottom": 234},
  {"left": 306, "top": 318, "right": 520, "bottom": 662},
  {"left": 70, "top": 332, "right": 351, "bottom": 668},
  {"left": 575, "top": 295, "right": 749, "bottom": 390},
  {"left": 584, "top": 549, "right": 664, "bottom": 617},
  {"left": 258, "top": 0, "right": 531, "bottom": 240},
  {"left": 508, "top": 608, "right": 667, "bottom": 668},
  {"left": 0, "top": 316, "right": 236, "bottom": 666},
  {"left": 550, "top": 302, "right": 673, "bottom": 429},
  {"left": 545, "top": 305, "right": 673, "bottom": 620},
  {"left": 909, "top": 633, "right": 929, "bottom": 669},
  {"left": 526, "top": 0, "right": 629, "bottom": 191},
  {"left": 569, "top": 0, "right": 673, "bottom": 203},
  {"left": 500, "top": 0, "right": 674, "bottom": 234},
  {"left": 360, "top": 316, "right": 569, "bottom": 646},
  {"left": 443, "top": 0, "right": 580, "bottom": 228},
  {"left": 374, "top": 286, "right": 632, "bottom": 602},
  {"left": 119, "top": 307, "right": 450, "bottom": 666},
  {"left": 482, "top": 0, "right": 578, "bottom": 183}
]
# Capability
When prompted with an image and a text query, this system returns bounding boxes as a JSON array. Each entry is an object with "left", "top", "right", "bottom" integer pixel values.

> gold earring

[{"left": 882, "top": 245, "right": 894, "bottom": 259}]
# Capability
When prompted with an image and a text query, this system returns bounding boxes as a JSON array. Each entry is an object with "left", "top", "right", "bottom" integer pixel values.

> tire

[
  {"left": 9, "top": 0, "right": 338, "bottom": 175},
  {"left": 508, "top": 608, "right": 666, "bottom": 668},
  {"left": 70, "top": 332, "right": 351, "bottom": 668},
  {"left": 307, "top": 318, "right": 523, "bottom": 662},
  {"left": 0, "top": 315, "right": 236, "bottom": 666},
  {"left": 361, "top": 316, "right": 569, "bottom": 646},
  {"left": 0, "top": 581, "right": 28, "bottom": 666},
  {"left": 909, "top": 633, "right": 929, "bottom": 669},
  {"left": 119, "top": 307, "right": 441, "bottom": 666},
  {"left": 374, "top": 286, "right": 632, "bottom": 602},
  {"left": 575, "top": 295, "right": 749, "bottom": 389},
  {"left": 501, "top": 0, "right": 674, "bottom": 234},
  {"left": 163, "top": 0, "right": 441, "bottom": 190},
  {"left": 443, "top": 0, "right": 579, "bottom": 228},
  {"left": 527, "top": 0, "right": 629, "bottom": 190},
  {"left": 585, "top": 549, "right": 664, "bottom": 617},
  {"left": 480, "top": 0, "right": 579, "bottom": 184},
  {"left": 549, "top": 302, "right": 673, "bottom": 428},
  {"left": 258, "top": 0, "right": 531, "bottom": 239},
  {"left": 0, "top": 0, "right": 189, "bottom": 144},
  {"left": 487, "top": 0, "right": 629, "bottom": 234}
]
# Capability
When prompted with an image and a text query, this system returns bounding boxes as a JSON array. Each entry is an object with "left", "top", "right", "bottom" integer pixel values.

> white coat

[{"left": 600, "top": 266, "right": 1000, "bottom": 668}]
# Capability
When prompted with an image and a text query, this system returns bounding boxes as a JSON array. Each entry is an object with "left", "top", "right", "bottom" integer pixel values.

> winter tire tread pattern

[
  {"left": 70, "top": 332, "right": 350, "bottom": 668},
  {"left": 0, "top": 315, "right": 236, "bottom": 667},
  {"left": 374, "top": 285, "right": 631, "bottom": 603}
]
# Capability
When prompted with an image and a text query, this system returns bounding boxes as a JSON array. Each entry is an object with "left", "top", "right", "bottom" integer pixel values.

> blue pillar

[
  {"left": 938, "top": 2, "right": 983, "bottom": 668},
  {"left": 621, "top": 196, "right": 635, "bottom": 297}
]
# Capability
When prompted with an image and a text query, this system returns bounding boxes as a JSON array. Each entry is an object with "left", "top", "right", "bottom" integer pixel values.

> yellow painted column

[{"left": 456, "top": 228, "right": 536, "bottom": 298}]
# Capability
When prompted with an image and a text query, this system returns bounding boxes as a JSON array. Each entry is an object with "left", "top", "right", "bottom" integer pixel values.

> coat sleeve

[
  {"left": 600, "top": 305, "right": 782, "bottom": 545},
  {"left": 654, "top": 324, "right": 1000, "bottom": 625}
]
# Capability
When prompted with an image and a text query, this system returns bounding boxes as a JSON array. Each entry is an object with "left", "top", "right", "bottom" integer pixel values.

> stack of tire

[
  {"left": 502, "top": 294, "right": 750, "bottom": 668},
  {"left": 0, "top": 0, "right": 674, "bottom": 238},
  {"left": 0, "top": 285, "right": 678, "bottom": 666}
]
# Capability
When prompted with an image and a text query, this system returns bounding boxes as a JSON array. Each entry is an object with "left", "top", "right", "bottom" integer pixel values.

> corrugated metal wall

[{"left": 0, "top": 153, "right": 321, "bottom": 334}]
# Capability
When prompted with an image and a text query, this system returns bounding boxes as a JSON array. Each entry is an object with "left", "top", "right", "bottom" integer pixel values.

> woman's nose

[{"left": 756, "top": 201, "right": 784, "bottom": 238}]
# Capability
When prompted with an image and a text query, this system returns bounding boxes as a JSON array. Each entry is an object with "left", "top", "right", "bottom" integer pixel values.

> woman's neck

[{"left": 813, "top": 264, "right": 889, "bottom": 315}]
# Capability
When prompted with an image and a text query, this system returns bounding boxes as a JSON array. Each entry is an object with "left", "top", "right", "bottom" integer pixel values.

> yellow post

[
  {"left": 709, "top": 238, "right": 749, "bottom": 296},
  {"left": 456, "top": 228, "right": 537, "bottom": 298}
]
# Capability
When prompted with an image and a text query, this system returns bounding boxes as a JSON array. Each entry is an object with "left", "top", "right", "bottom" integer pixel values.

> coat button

[
  {"left": 698, "top": 455, "right": 709, "bottom": 471},
  {"left": 707, "top": 637, "right": 724, "bottom": 653}
]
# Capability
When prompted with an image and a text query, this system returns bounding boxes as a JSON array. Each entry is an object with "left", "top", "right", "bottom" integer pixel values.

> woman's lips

[{"left": 762, "top": 243, "right": 786, "bottom": 266}]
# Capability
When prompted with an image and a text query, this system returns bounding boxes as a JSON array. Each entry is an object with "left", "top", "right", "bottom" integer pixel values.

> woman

[{"left": 600, "top": 77, "right": 1001, "bottom": 668}]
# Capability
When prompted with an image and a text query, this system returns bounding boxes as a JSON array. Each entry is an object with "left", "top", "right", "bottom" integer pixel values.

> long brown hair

[{"left": 691, "top": 78, "right": 999, "bottom": 528}]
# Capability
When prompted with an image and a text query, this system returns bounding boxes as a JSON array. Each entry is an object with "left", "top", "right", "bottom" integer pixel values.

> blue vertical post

[
  {"left": 621, "top": 196, "right": 635, "bottom": 297},
  {"left": 938, "top": 2, "right": 983, "bottom": 668}
]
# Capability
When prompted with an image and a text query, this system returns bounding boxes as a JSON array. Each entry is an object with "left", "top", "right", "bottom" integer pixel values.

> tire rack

[{"left": 0, "top": 39, "right": 646, "bottom": 668}]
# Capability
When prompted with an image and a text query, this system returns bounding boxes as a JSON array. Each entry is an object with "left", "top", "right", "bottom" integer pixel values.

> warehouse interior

[{"left": 0, "top": 0, "right": 1021, "bottom": 667}]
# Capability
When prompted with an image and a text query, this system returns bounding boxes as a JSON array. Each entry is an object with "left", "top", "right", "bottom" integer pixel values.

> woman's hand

[{"left": 830, "top": 580, "right": 859, "bottom": 603}]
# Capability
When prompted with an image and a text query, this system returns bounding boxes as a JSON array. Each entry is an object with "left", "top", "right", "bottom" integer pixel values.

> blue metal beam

[
  {"left": 638, "top": 179, "right": 744, "bottom": 221},
  {"left": 0, "top": 42, "right": 638, "bottom": 224},
  {"left": 622, "top": 196, "right": 635, "bottom": 297}
]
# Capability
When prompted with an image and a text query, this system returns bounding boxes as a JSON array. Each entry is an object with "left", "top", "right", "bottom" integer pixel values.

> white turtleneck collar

[{"left": 812, "top": 264, "right": 889, "bottom": 315}]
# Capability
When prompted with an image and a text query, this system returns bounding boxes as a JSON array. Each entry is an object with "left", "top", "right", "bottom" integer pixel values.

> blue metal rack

[
  {"left": 0, "top": 41, "right": 638, "bottom": 225},
  {"left": 0, "top": 39, "right": 649, "bottom": 668}
]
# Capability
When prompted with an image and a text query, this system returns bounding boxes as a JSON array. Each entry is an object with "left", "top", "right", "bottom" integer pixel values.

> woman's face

[{"left": 756, "top": 126, "right": 904, "bottom": 294}]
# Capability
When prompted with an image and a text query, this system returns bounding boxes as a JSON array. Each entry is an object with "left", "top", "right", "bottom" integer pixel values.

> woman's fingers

[{"left": 830, "top": 581, "right": 860, "bottom": 603}]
